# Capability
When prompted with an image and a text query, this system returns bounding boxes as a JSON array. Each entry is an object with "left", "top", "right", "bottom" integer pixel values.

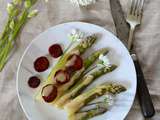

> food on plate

[
  {"left": 41, "top": 84, "right": 58, "bottom": 103},
  {"left": 54, "top": 69, "right": 70, "bottom": 84},
  {"left": 66, "top": 54, "right": 83, "bottom": 71},
  {"left": 52, "top": 48, "right": 109, "bottom": 104},
  {"left": 49, "top": 44, "right": 63, "bottom": 58},
  {"left": 27, "top": 30, "right": 127, "bottom": 120},
  {"left": 28, "top": 76, "right": 41, "bottom": 88},
  {"left": 83, "top": 48, "right": 109, "bottom": 69},
  {"left": 47, "top": 34, "right": 97, "bottom": 84},
  {"left": 34, "top": 56, "right": 49, "bottom": 72},
  {"left": 69, "top": 95, "right": 113, "bottom": 120},
  {"left": 64, "top": 83, "right": 126, "bottom": 119},
  {"left": 35, "top": 34, "right": 97, "bottom": 102},
  {"left": 65, "top": 48, "right": 109, "bottom": 90},
  {"left": 69, "top": 96, "right": 112, "bottom": 120},
  {"left": 55, "top": 65, "right": 117, "bottom": 108},
  {"left": 71, "top": 106, "right": 108, "bottom": 120}
]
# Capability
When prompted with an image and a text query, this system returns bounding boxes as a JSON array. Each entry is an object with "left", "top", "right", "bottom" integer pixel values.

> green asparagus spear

[
  {"left": 73, "top": 35, "right": 97, "bottom": 54},
  {"left": 64, "top": 83, "right": 126, "bottom": 116},
  {"left": 55, "top": 65, "right": 117, "bottom": 108},
  {"left": 50, "top": 48, "right": 109, "bottom": 104},
  {"left": 70, "top": 107, "right": 108, "bottom": 120},
  {"left": 70, "top": 97, "right": 111, "bottom": 120},
  {"left": 67, "top": 48, "right": 109, "bottom": 90}
]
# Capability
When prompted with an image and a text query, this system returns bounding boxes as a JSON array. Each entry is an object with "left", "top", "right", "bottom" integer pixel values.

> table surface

[{"left": 0, "top": 0, "right": 160, "bottom": 120}]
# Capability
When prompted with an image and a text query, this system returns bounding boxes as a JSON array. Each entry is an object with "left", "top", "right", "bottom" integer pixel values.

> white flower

[
  {"left": 104, "top": 94, "right": 114, "bottom": 106},
  {"left": 98, "top": 54, "right": 111, "bottom": 67},
  {"left": 70, "top": 0, "right": 97, "bottom": 6},
  {"left": 71, "top": 29, "right": 77, "bottom": 35},
  {"left": 68, "top": 29, "right": 85, "bottom": 42}
]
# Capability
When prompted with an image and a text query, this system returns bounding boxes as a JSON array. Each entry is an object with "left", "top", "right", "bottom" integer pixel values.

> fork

[
  {"left": 126, "top": 0, "right": 155, "bottom": 118},
  {"left": 127, "top": 0, "right": 144, "bottom": 50}
]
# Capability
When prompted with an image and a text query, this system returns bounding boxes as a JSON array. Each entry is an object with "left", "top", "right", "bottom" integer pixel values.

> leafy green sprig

[{"left": 0, "top": 0, "right": 40, "bottom": 71}]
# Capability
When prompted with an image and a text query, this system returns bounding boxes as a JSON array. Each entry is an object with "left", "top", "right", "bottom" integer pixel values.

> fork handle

[
  {"left": 128, "top": 26, "right": 135, "bottom": 50},
  {"left": 133, "top": 58, "right": 155, "bottom": 118}
]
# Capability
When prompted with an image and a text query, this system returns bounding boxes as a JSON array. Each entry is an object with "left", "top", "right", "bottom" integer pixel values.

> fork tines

[{"left": 129, "top": 0, "right": 144, "bottom": 16}]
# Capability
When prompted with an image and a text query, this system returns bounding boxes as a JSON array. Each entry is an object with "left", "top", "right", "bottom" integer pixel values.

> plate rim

[{"left": 16, "top": 21, "right": 137, "bottom": 120}]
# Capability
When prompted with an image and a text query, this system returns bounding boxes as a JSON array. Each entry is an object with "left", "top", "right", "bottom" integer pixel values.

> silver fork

[
  {"left": 126, "top": 0, "right": 155, "bottom": 118},
  {"left": 126, "top": 0, "right": 144, "bottom": 50}
]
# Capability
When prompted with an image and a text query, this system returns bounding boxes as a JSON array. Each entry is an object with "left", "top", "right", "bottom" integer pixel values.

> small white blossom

[
  {"left": 98, "top": 54, "right": 111, "bottom": 67},
  {"left": 96, "top": 94, "right": 114, "bottom": 110},
  {"left": 71, "top": 29, "right": 77, "bottom": 35},
  {"left": 104, "top": 94, "right": 114, "bottom": 106},
  {"left": 68, "top": 29, "right": 85, "bottom": 42}
]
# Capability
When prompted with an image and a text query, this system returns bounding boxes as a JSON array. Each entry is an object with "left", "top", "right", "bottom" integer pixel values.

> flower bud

[
  {"left": 24, "top": 0, "right": 31, "bottom": 8},
  {"left": 7, "top": 3, "right": 14, "bottom": 15},
  {"left": 9, "top": 20, "right": 15, "bottom": 30},
  {"left": 28, "top": 9, "right": 38, "bottom": 18}
]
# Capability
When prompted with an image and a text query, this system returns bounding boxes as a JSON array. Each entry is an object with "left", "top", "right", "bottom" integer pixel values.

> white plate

[{"left": 17, "top": 22, "right": 137, "bottom": 120}]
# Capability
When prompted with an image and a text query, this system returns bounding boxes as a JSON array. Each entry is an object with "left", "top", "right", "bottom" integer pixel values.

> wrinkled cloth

[{"left": 0, "top": 0, "right": 160, "bottom": 120}]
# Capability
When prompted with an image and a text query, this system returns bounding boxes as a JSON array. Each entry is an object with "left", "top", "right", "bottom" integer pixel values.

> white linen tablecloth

[{"left": 0, "top": 0, "right": 160, "bottom": 120}]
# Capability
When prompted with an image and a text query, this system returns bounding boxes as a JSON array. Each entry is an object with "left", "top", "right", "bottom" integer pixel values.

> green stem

[
  {"left": 0, "top": 35, "right": 9, "bottom": 51},
  {"left": 59, "top": 41, "right": 74, "bottom": 61},
  {"left": 83, "top": 65, "right": 97, "bottom": 75},
  {"left": 0, "top": 9, "right": 29, "bottom": 71},
  {"left": 0, "top": 17, "right": 12, "bottom": 41},
  {"left": 64, "top": 42, "right": 74, "bottom": 54},
  {"left": 72, "top": 107, "right": 108, "bottom": 120},
  {"left": 0, "top": 0, "right": 39, "bottom": 71},
  {"left": 0, "top": 3, "right": 20, "bottom": 41},
  {"left": 85, "top": 101, "right": 104, "bottom": 106},
  {"left": 0, "top": 40, "right": 12, "bottom": 70},
  {"left": 67, "top": 48, "right": 109, "bottom": 90}
]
